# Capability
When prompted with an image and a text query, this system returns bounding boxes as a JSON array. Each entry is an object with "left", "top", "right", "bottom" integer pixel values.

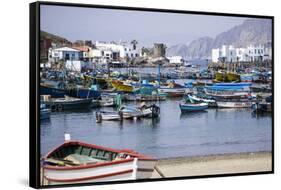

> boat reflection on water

[{"left": 179, "top": 111, "right": 208, "bottom": 120}]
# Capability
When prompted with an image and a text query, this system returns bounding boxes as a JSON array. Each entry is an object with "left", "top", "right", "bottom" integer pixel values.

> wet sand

[{"left": 152, "top": 152, "right": 272, "bottom": 178}]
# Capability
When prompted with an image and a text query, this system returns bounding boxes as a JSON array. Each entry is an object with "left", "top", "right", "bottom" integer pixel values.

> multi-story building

[
  {"left": 212, "top": 44, "right": 271, "bottom": 63},
  {"left": 48, "top": 47, "right": 82, "bottom": 62}
]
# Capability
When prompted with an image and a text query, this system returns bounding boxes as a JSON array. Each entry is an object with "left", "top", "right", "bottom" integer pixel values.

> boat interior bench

[{"left": 46, "top": 144, "right": 122, "bottom": 166}]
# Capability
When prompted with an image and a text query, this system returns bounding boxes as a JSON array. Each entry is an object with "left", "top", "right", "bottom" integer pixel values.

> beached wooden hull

[
  {"left": 217, "top": 101, "right": 252, "bottom": 108},
  {"left": 42, "top": 141, "right": 157, "bottom": 185}
]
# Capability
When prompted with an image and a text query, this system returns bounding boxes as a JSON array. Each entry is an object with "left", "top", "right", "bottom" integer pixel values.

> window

[{"left": 135, "top": 53, "right": 138, "bottom": 57}]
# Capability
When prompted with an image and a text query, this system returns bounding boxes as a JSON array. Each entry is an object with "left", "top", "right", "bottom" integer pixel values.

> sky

[{"left": 41, "top": 5, "right": 248, "bottom": 47}]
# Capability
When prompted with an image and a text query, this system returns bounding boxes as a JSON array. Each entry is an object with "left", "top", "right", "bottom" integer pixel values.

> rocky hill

[
  {"left": 41, "top": 30, "right": 72, "bottom": 46},
  {"left": 166, "top": 19, "right": 272, "bottom": 59}
]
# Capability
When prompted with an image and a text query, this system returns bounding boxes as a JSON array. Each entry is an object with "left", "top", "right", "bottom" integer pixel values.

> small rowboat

[
  {"left": 95, "top": 111, "right": 121, "bottom": 122},
  {"left": 119, "top": 106, "right": 143, "bottom": 119},
  {"left": 187, "top": 94, "right": 217, "bottom": 107},
  {"left": 179, "top": 102, "right": 208, "bottom": 112},
  {"left": 42, "top": 141, "right": 157, "bottom": 185},
  {"left": 216, "top": 101, "right": 252, "bottom": 108}
]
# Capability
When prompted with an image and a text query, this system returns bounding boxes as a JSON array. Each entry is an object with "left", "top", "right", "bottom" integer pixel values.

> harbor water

[{"left": 41, "top": 98, "right": 272, "bottom": 159}]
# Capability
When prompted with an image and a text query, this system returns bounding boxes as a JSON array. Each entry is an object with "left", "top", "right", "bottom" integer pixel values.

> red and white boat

[{"left": 42, "top": 141, "right": 157, "bottom": 185}]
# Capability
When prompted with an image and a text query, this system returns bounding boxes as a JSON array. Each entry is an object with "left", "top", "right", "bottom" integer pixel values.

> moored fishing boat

[
  {"left": 95, "top": 111, "right": 122, "bottom": 122},
  {"left": 40, "top": 83, "right": 101, "bottom": 99},
  {"left": 119, "top": 106, "right": 143, "bottom": 119},
  {"left": 40, "top": 104, "right": 51, "bottom": 120},
  {"left": 187, "top": 93, "right": 217, "bottom": 107},
  {"left": 216, "top": 101, "right": 252, "bottom": 108},
  {"left": 41, "top": 95, "right": 93, "bottom": 111},
  {"left": 111, "top": 80, "right": 134, "bottom": 93},
  {"left": 252, "top": 102, "right": 272, "bottom": 113},
  {"left": 214, "top": 72, "right": 240, "bottom": 82},
  {"left": 158, "top": 80, "right": 186, "bottom": 97},
  {"left": 211, "top": 82, "right": 252, "bottom": 87},
  {"left": 203, "top": 88, "right": 251, "bottom": 100},
  {"left": 179, "top": 102, "right": 208, "bottom": 112},
  {"left": 139, "top": 103, "right": 160, "bottom": 118},
  {"left": 136, "top": 94, "right": 166, "bottom": 101},
  {"left": 42, "top": 141, "right": 157, "bottom": 185}
]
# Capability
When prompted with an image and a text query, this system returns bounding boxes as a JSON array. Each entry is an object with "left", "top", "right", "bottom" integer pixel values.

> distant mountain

[
  {"left": 41, "top": 30, "right": 72, "bottom": 46},
  {"left": 166, "top": 19, "right": 272, "bottom": 59}
]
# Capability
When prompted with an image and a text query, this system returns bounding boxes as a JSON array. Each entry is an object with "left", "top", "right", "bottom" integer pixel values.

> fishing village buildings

[
  {"left": 211, "top": 44, "right": 272, "bottom": 63},
  {"left": 45, "top": 39, "right": 181, "bottom": 71}
]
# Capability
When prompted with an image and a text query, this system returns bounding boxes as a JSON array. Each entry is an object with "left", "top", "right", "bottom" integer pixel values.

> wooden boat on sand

[{"left": 42, "top": 141, "right": 157, "bottom": 185}]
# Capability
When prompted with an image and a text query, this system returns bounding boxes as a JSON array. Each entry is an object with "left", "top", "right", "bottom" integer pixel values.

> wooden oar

[{"left": 154, "top": 166, "right": 165, "bottom": 178}]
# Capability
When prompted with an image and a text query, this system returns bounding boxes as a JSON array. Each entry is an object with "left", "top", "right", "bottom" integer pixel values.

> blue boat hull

[
  {"left": 212, "top": 82, "right": 252, "bottom": 87},
  {"left": 179, "top": 103, "right": 208, "bottom": 112},
  {"left": 40, "top": 109, "right": 51, "bottom": 120},
  {"left": 40, "top": 85, "right": 101, "bottom": 99}
]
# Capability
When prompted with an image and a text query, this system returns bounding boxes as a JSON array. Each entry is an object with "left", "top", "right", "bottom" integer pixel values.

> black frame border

[{"left": 29, "top": 1, "right": 274, "bottom": 189}]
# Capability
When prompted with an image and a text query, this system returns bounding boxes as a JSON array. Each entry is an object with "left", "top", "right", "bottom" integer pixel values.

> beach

[{"left": 152, "top": 152, "right": 272, "bottom": 178}]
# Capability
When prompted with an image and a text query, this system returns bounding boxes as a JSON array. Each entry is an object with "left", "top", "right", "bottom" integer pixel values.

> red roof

[{"left": 72, "top": 46, "right": 90, "bottom": 52}]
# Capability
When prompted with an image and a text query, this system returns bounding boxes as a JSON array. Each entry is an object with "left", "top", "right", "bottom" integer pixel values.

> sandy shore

[
  {"left": 152, "top": 152, "right": 272, "bottom": 178},
  {"left": 41, "top": 151, "right": 272, "bottom": 185}
]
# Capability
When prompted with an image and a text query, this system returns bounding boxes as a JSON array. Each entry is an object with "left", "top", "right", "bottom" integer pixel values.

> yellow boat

[
  {"left": 215, "top": 72, "right": 240, "bottom": 82},
  {"left": 111, "top": 80, "right": 134, "bottom": 93}
]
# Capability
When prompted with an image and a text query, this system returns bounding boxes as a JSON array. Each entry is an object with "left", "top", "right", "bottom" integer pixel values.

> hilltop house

[{"left": 48, "top": 47, "right": 82, "bottom": 62}]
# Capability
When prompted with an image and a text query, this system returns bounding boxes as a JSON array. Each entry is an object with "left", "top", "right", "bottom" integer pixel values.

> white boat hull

[
  {"left": 43, "top": 158, "right": 157, "bottom": 185},
  {"left": 217, "top": 101, "right": 252, "bottom": 108}
]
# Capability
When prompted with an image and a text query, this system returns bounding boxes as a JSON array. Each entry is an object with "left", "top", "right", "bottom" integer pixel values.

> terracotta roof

[{"left": 72, "top": 46, "right": 90, "bottom": 52}]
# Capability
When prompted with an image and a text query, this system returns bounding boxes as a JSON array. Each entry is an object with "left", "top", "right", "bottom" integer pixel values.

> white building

[
  {"left": 48, "top": 47, "right": 82, "bottom": 62},
  {"left": 247, "top": 44, "right": 264, "bottom": 62},
  {"left": 212, "top": 44, "right": 270, "bottom": 63},
  {"left": 65, "top": 60, "right": 94, "bottom": 72},
  {"left": 166, "top": 56, "right": 184, "bottom": 64},
  {"left": 93, "top": 41, "right": 140, "bottom": 62}
]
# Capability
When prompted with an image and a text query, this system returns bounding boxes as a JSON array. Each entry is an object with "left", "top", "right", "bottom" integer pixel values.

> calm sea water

[{"left": 41, "top": 98, "right": 272, "bottom": 159}]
